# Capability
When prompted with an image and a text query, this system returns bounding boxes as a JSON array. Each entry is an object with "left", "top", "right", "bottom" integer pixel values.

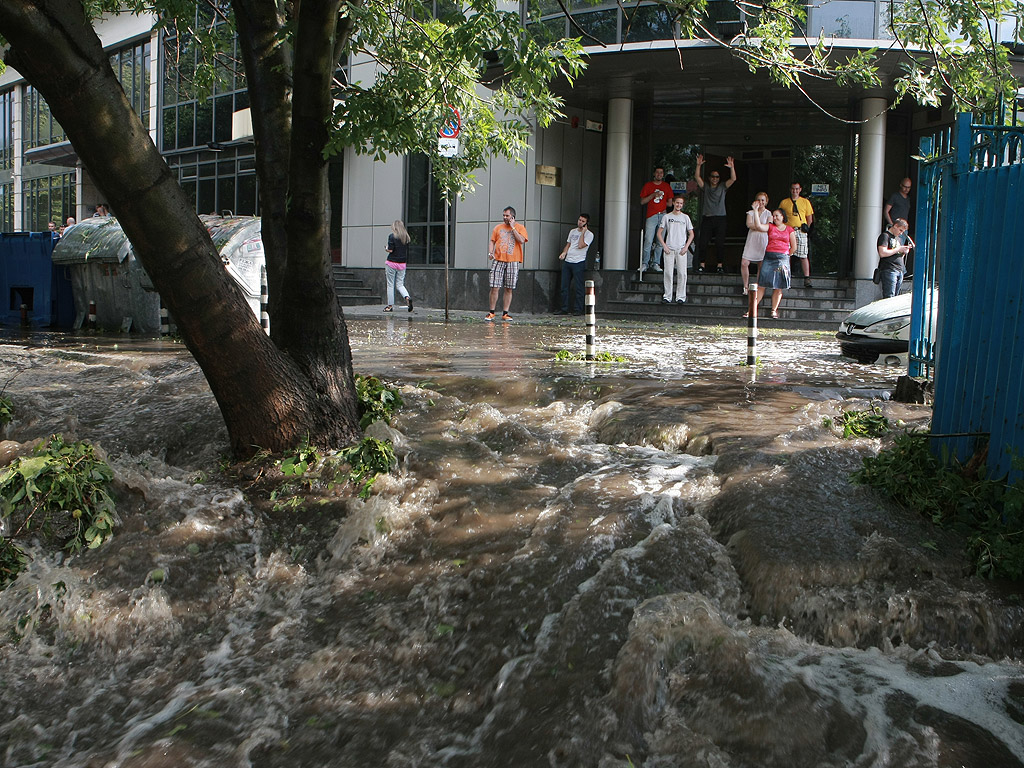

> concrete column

[
  {"left": 12, "top": 86, "right": 23, "bottom": 230},
  {"left": 854, "top": 96, "right": 887, "bottom": 283},
  {"left": 603, "top": 98, "right": 632, "bottom": 270}
]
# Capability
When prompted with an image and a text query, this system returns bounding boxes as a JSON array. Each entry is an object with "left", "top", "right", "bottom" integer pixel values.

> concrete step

[
  {"left": 610, "top": 270, "right": 856, "bottom": 329},
  {"left": 627, "top": 282, "right": 851, "bottom": 300},
  {"left": 617, "top": 291, "right": 856, "bottom": 312},
  {"left": 333, "top": 266, "right": 382, "bottom": 306},
  {"left": 600, "top": 300, "right": 850, "bottom": 330}
]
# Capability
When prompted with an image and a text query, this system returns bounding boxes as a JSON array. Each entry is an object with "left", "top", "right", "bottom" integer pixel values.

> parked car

[{"left": 836, "top": 290, "right": 938, "bottom": 365}]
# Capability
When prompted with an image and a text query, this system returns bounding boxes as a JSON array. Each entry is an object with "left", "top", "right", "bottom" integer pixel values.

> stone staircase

[
  {"left": 602, "top": 270, "right": 857, "bottom": 330},
  {"left": 332, "top": 265, "right": 380, "bottom": 306}
]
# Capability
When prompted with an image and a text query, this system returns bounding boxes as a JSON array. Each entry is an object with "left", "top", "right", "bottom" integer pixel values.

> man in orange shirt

[{"left": 486, "top": 206, "right": 528, "bottom": 321}]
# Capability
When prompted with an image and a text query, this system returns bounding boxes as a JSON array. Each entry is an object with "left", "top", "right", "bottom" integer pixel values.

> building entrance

[{"left": 651, "top": 142, "right": 848, "bottom": 276}]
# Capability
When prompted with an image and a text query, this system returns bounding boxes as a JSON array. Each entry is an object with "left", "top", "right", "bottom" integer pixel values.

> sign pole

[
  {"left": 444, "top": 192, "right": 450, "bottom": 322},
  {"left": 437, "top": 105, "right": 461, "bottom": 323}
]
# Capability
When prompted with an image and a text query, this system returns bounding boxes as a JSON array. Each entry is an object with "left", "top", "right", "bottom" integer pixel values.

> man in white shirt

[
  {"left": 657, "top": 196, "right": 695, "bottom": 304},
  {"left": 556, "top": 213, "right": 594, "bottom": 314}
]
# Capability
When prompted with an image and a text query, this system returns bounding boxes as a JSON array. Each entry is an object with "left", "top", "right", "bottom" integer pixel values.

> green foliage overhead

[
  {"left": 329, "top": 0, "right": 585, "bottom": 197},
  {"left": 854, "top": 433, "right": 1024, "bottom": 580},
  {"left": 657, "top": 0, "right": 1021, "bottom": 112}
]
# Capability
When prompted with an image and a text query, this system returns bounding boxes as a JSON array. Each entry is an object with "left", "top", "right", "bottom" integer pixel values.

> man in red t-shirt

[
  {"left": 486, "top": 206, "right": 529, "bottom": 321},
  {"left": 639, "top": 167, "right": 674, "bottom": 273}
]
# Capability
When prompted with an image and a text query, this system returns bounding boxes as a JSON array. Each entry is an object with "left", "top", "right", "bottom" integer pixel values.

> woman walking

[
  {"left": 384, "top": 220, "right": 413, "bottom": 312},
  {"left": 748, "top": 203, "right": 797, "bottom": 319},
  {"left": 740, "top": 192, "right": 770, "bottom": 294}
]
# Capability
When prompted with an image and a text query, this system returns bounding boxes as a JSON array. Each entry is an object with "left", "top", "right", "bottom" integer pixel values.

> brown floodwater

[{"left": 0, "top": 317, "right": 1021, "bottom": 768}]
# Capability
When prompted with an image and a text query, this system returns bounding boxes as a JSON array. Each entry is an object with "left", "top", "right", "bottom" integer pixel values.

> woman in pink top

[{"left": 748, "top": 204, "right": 796, "bottom": 318}]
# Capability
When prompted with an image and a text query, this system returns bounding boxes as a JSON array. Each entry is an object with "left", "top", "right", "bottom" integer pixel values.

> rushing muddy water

[{"left": 1, "top": 317, "right": 1022, "bottom": 768}]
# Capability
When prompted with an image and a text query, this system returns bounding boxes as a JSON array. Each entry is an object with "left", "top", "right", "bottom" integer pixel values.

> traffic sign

[{"left": 439, "top": 105, "right": 461, "bottom": 139}]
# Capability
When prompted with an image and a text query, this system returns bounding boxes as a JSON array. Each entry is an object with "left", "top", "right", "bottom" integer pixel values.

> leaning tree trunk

[{"left": 0, "top": 0, "right": 362, "bottom": 456}]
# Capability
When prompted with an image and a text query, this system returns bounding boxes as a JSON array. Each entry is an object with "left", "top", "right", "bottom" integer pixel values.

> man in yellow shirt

[{"left": 779, "top": 181, "right": 814, "bottom": 288}]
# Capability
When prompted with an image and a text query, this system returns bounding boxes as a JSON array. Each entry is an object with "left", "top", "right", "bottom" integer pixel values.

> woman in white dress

[{"left": 740, "top": 192, "right": 770, "bottom": 297}]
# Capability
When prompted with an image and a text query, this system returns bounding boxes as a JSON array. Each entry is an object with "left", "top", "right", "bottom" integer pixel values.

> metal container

[{"left": 51, "top": 215, "right": 265, "bottom": 333}]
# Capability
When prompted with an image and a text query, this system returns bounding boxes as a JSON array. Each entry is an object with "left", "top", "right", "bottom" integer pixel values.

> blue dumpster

[{"left": 0, "top": 232, "right": 74, "bottom": 327}]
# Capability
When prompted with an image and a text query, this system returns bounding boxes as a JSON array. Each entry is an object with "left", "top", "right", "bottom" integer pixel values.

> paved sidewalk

[{"left": 342, "top": 303, "right": 566, "bottom": 326}]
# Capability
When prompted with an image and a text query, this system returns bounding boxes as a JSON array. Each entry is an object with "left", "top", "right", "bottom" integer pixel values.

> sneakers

[
  {"left": 383, "top": 305, "right": 393, "bottom": 312},
  {"left": 407, "top": 296, "right": 413, "bottom": 312},
  {"left": 662, "top": 298, "right": 671, "bottom": 304},
  {"left": 651, "top": 264, "right": 663, "bottom": 272},
  {"left": 677, "top": 298, "right": 686, "bottom": 304},
  {"left": 554, "top": 308, "right": 569, "bottom": 315},
  {"left": 485, "top": 311, "right": 496, "bottom": 321},
  {"left": 716, "top": 265, "right": 725, "bottom": 274},
  {"left": 804, "top": 278, "right": 814, "bottom": 288},
  {"left": 502, "top": 311, "right": 512, "bottom": 322},
  {"left": 697, "top": 265, "right": 705, "bottom": 273}
]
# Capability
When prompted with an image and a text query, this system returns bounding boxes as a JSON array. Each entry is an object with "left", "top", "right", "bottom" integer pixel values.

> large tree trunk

[
  {"left": 231, "top": 0, "right": 292, "bottom": 322},
  {"left": 232, "top": 0, "right": 362, "bottom": 425},
  {"left": 0, "top": 0, "right": 361, "bottom": 456}
]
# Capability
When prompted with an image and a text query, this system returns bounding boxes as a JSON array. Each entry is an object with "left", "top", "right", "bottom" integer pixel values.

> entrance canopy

[{"left": 556, "top": 41, "right": 916, "bottom": 140}]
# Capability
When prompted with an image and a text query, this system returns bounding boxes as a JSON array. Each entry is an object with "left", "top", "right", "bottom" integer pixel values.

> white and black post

[
  {"left": 260, "top": 266, "right": 270, "bottom": 335},
  {"left": 585, "top": 280, "right": 597, "bottom": 361},
  {"left": 746, "top": 282, "right": 757, "bottom": 367}
]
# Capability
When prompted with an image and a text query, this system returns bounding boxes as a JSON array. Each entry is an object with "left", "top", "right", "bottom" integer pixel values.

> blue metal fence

[{"left": 918, "top": 113, "right": 1024, "bottom": 482}]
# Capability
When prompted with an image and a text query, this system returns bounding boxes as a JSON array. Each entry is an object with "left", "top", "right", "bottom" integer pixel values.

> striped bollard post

[
  {"left": 87, "top": 300, "right": 97, "bottom": 329},
  {"left": 159, "top": 303, "right": 170, "bottom": 336},
  {"left": 746, "top": 282, "right": 757, "bottom": 367},
  {"left": 260, "top": 266, "right": 270, "bottom": 335},
  {"left": 585, "top": 280, "right": 596, "bottom": 361}
]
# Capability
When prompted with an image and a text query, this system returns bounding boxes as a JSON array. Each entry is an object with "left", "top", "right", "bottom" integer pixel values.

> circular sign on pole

[{"left": 439, "top": 104, "right": 461, "bottom": 139}]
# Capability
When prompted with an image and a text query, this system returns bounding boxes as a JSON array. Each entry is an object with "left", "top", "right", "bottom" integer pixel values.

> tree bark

[
  {"left": 231, "top": 0, "right": 292, "bottom": 321},
  {"left": 0, "top": 0, "right": 362, "bottom": 456},
  {"left": 231, "top": 0, "right": 362, "bottom": 432}
]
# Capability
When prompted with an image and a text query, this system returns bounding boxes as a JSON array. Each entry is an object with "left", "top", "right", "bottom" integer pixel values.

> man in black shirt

[{"left": 876, "top": 218, "right": 913, "bottom": 298}]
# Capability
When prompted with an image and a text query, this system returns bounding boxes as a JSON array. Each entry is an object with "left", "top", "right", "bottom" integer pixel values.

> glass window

[
  {"left": 214, "top": 96, "right": 233, "bottom": 142},
  {"left": 807, "top": 0, "right": 879, "bottom": 38},
  {"left": 109, "top": 39, "right": 151, "bottom": 127},
  {"left": 178, "top": 103, "right": 195, "bottom": 148},
  {"left": 572, "top": 10, "right": 618, "bottom": 45},
  {"left": 0, "top": 183, "right": 13, "bottom": 232},
  {"left": 526, "top": 17, "right": 567, "bottom": 44},
  {"left": 237, "top": 173, "right": 257, "bottom": 215},
  {"left": 0, "top": 90, "right": 13, "bottom": 171},
  {"left": 163, "top": 108, "right": 177, "bottom": 150},
  {"left": 23, "top": 87, "right": 66, "bottom": 150},
  {"left": 196, "top": 100, "right": 214, "bottom": 144},
  {"left": 405, "top": 154, "right": 453, "bottom": 266},
  {"left": 24, "top": 173, "right": 76, "bottom": 232},
  {"left": 160, "top": 9, "right": 246, "bottom": 152},
  {"left": 793, "top": 144, "right": 844, "bottom": 274},
  {"left": 623, "top": 5, "right": 675, "bottom": 43},
  {"left": 218, "top": 177, "right": 235, "bottom": 215}
]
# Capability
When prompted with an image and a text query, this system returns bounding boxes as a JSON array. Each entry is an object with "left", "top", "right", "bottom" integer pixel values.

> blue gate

[{"left": 914, "top": 112, "right": 1024, "bottom": 482}]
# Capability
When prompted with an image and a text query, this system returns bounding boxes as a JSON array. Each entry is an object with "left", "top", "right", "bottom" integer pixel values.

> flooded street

[{"left": 1, "top": 316, "right": 1022, "bottom": 768}]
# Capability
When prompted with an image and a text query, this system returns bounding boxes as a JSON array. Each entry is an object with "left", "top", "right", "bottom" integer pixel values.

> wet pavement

[{"left": 0, "top": 317, "right": 1021, "bottom": 768}]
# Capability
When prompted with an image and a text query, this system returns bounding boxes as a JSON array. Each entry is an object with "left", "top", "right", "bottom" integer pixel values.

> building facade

[{"left": 3, "top": 3, "right": 1013, "bottom": 307}]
